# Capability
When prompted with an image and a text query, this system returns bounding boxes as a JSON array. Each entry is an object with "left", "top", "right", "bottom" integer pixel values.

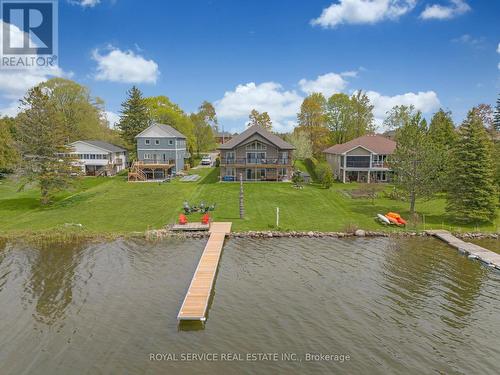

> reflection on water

[
  {"left": 24, "top": 242, "right": 86, "bottom": 324},
  {"left": 0, "top": 237, "right": 499, "bottom": 375}
]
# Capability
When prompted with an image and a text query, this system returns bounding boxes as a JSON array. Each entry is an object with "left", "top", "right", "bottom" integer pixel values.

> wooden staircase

[{"left": 128, "top": 162, "right": 147, "bottom": 181}]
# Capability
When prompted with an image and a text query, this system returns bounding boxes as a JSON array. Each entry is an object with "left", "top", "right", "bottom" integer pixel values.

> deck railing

[{"left": 221, "top": 158, "right": 290, "bottom": 165}]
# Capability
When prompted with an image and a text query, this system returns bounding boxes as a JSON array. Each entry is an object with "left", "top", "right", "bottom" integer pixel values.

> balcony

[{"left": 220, "top": 158, "right": 290, "bottom": 166}]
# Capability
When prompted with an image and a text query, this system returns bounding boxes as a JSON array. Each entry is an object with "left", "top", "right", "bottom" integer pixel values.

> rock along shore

[{"left": 145, "top": 229, "right": 499, "bottom": 241}]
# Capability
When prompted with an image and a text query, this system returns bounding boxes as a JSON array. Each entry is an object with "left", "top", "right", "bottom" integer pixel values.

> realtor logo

[{"left": 1, "top": 0, "right": 58, "bottom": 69}]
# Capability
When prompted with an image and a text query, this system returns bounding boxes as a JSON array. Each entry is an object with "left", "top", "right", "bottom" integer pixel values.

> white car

[{"left": 201, "top": 156, "right": 212, "bottom": 166}]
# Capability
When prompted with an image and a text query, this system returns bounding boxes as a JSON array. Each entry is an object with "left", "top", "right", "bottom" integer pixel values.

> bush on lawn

[{"left": 315, "top": 162, "right": 334, "bottom": 189}]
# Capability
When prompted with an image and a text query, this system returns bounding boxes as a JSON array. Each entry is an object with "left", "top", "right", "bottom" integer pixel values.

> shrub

[{"left": 315, "top": 162, "right": 334, "bottom": 189}]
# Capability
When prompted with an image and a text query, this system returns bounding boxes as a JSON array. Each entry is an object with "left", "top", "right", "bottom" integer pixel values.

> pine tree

[
  {"left": 117, "top": 86, "right": 150, "bottom": 152},
  {"left": 16, "top": 86, "right": 80, "bottom": 205},
  {"left": 494, "top": 94, "right": 500, "bottom": 132},
  {"left": 446, "top": 110, "right": 497, "bottom": 223}
]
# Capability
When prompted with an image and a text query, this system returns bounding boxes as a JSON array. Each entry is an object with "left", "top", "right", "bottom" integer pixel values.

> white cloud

[
  {"left": 216, "top": 72, "right": 441, "bottom": 132},
  {"left": 104, "top": 111, "right": 120, "bottom": 128},
  {"left": 70, "top": 0, "right": 101, "bottom": 7},
  {"left": 0, "top": 65, "right": 68, "bottom": 100},
  {"left": 215, "top": 82, "right": 303, "bottom": 132},
  {"left": 311, "top": 0, "right": 416, "bottom": 28},
  {"left": 365, "top": 90, "right": 441, "bottom": 125},
  {"left": 92, "top": 47, "right": 159, "bottom": 84},
  {"left": 299, "top": 72, "right": 349, "bottom": 97},
  {"left": 451, "top": 34, "right": 484, "bottom": 47},
  {"left": 420, "top": 0, "right": 470, "bottom": 20}
]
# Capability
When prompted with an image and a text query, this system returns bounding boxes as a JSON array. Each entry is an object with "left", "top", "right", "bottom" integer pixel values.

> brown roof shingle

[
  {"left": 218, "top": 125, "right": 295, "bottom": 150},
  {"left": 323, "top": 134, "right": 396, "bottom": 155}
]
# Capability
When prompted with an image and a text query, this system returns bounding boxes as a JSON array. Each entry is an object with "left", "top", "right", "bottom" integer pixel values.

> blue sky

[{"left": 0, "top": 0, "right": 499, "bottom": 133}]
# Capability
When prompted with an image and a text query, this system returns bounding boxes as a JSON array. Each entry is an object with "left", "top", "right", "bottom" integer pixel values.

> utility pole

[{"left": 239, "top": 173, "right": 244, "bottom": 219}]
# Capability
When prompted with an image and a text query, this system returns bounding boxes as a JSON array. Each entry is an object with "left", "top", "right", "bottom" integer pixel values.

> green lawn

[{"left": 0, "top": 167, "right": 498, "bottom": 235}]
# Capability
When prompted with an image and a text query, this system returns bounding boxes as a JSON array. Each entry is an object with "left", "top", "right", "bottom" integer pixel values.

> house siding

[{"left": 136, "top": 137, "right": 187, "bottom": 172}]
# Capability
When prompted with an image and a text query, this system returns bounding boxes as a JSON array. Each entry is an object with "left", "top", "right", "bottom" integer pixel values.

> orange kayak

[{"left": 385, "top": 215, "right": 400, "bottom": 225}]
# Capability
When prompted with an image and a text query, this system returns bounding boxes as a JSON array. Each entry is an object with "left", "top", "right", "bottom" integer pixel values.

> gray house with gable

[{"left": 128, "top": 123, "right": 189, "bottom": 181}]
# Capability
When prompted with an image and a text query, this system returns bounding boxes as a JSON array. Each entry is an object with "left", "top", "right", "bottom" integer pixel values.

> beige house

[
  {"left": 218, "top": 125, "right": 295, "bottom": 181},
  {"left": 323, "top": 134, "right": 396, "bottom": 183}
]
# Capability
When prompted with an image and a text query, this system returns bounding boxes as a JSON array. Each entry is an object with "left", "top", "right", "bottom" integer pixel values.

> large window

[
  {"left": 346, "top": 156, "right": 370, "bottom": 168},
  {"left": 247, "top": 152, "right": 266, "bottom": 163},
  {"left": 246, "top": 168, "right": 266, "bottom": 180},
  {"left": 226, "top": 167, "right": 235, "bottom": 177},
  {"left": 246, "top": 141, "right": 266, "bottom": 150}
]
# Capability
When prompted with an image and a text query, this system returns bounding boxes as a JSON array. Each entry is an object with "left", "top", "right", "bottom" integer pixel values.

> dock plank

[
  {"left": 427, "top": 230, "right": 500, "bottom": 270},
  {"left": 177, "top": 222, "right": 232, "bottom": 321}
]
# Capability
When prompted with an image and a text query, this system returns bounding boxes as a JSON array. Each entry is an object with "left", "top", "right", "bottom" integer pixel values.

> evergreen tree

[
  {"left": 446, "top": 110, "right": 497, "bottom": 223},
  {"left": 117, "top": 86, "right": 150, "bottom": 152},
  {"left": 494, "top": 94, "right": 500, "bottom": 132},
  {"left": 388, "top": 109, "right": 441, "bottom": 216},
  {"left": 428, "top": 109, "right": 456, "bottom": 147},
  {"left": 16, "top": 86, "right": 80, "bottom": 205}
]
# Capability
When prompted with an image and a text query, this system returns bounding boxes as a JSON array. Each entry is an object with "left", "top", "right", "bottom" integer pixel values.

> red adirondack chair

[
  {"left": 179, "top": 214, "right": 188, "bottom": 225},
  {"left": 201, "top": 213, "right": 210, "bottom": 225}
]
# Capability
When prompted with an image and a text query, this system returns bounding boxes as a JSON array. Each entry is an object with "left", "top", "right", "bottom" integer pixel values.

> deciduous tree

[
  {"left": 0, "top": 117, "right": 18, "bottom": 171},
  {"left": 248, "top": 109, "right": 272, "bottom": 131},
  {"left": 388, "top": 107, "right": 441, "bottom": 215},
  {"left": 285, "top": 130, "right": 312, "bottom": 164},
  {"left": 296, "top": 93, "right": 328, "bottom": 156}
]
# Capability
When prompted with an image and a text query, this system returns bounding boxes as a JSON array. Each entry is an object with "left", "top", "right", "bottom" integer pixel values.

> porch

[{"left": 342, "top": 169, "right": 390, "bottom": 183}]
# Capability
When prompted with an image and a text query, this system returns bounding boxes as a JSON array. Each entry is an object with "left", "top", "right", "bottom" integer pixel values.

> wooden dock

[
  {"left": 178, "top": 222, "right": 232, "bottom": 321},
  {"left": 427, "top": 230, "right": 500, "bottom": 270}
]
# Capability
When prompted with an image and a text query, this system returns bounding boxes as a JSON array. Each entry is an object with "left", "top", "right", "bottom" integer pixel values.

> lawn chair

[
  {"left": 183, "top": 201, "right": 191, "bottom": 214},
  {"left": 179, "top": 214, "right": 188, "bottom": 225},
  {"left": 201, "top": 213, "right": 210, "bottom": 225}
]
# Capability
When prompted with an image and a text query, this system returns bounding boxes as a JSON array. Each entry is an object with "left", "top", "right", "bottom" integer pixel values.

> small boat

[
  {"left": 377, "top": 214, "right": 391, "bottom": 224},
  {"left": 385, "top": 215, "right": 400, "bottom": 225},
  {"left": 386, "top": 212, "right": 407, "bottom": 226}
]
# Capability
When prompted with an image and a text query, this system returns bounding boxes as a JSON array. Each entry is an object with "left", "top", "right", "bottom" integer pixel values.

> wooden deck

[
  {"left": 171, "top": 223, "right": 209, "bottom": 231},
  {"left": 178, "top": 222, "right": 232, "bottom": 321},
  {"left": 427, "top": 230, "right": 500, "bottom": 270}
]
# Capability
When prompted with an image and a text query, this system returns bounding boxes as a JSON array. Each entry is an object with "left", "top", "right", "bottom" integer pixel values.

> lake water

[{"left": 0, "top": 237, "right": 499, "bottom": 374}]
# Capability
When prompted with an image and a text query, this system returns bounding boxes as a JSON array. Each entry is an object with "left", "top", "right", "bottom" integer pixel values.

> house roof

[
  {"left": 218, "top": 125, "right": 295, "bottom": 150},
  {"left": 70, "top": 140, "right": 127, "bottom": 153},
  {"left": 135, "top": 122, "right": 186, "bottom": 139},
  {"left": 323, "top": 134, "right": 396, "bottom": 155}
]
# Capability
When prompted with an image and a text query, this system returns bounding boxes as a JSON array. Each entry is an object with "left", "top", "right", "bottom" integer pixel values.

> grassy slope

[{"left": 0, "top": 168, "right": 498, "bottom": 234}]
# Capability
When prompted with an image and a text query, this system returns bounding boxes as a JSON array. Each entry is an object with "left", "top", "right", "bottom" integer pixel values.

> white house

[{"left": 68, "top": 140, "right": 128, "bottom": 176}]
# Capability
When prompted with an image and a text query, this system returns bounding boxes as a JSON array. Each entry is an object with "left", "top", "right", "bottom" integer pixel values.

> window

[
  {"left": 144, "top": 153, "right": 152, "bottom": 160},
  {"left": 155, "top": 139, "right": 160, "bottom": 145},
  {"left": 246, "top": 152, "right": 266, "bottom": 163},
  {"left": 246, "top": 168, "right": 266, "bottom": 180},
  {"left": 226, "top": 151, "right": 235, "bottom": 161},
  {"left": 278, "top": 168, "right": 287, "bottom": 176},
  {"left": 226, "top": 167, "right": 235, "bottom": 177},
  {"left": 90, "top": 154, "right": 96, "bottom": 160},
  {"left": 169, "top": 140, "right": 174, "bottom": 145},
  {"left": 279, "top": 151, "right": 288, "bottom": 163},
  {"left": 145, "top": 139, "right": 151, "bottom": 145},
  {"left": 246, "top": 141, "right": 266, "bottom": 150}
]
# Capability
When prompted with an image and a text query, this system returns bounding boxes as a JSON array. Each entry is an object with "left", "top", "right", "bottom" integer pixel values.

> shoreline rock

[{"left": 145, "top": 229, "right": 499, "bottom": 241}]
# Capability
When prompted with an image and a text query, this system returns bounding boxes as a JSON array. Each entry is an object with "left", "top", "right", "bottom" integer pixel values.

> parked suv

[{"left": 201, "top": 155, "right": 212, "bottom": 166}]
